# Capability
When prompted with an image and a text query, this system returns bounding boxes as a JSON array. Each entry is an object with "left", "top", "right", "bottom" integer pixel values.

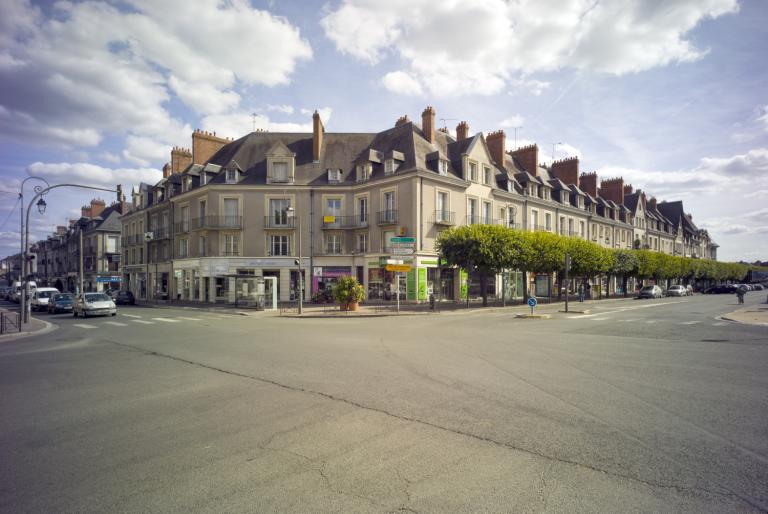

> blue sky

[{"left": 1, "top": 0, "right": 767, "bottom": 261}]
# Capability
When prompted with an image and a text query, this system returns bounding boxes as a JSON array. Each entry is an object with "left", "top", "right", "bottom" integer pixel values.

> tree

[
  {"left": 436, "top": 225, "right": 520, "bottom": 306},
  {"left": 610, "top": 249, "right": 639, "bottom": 297}
]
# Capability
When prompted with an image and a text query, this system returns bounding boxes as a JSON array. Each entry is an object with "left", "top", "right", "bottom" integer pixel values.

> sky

[{"left": 1, "top": 0, "right": 766, "bottom": 262}]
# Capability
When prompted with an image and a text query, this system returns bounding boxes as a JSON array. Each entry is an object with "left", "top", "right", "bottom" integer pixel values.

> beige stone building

[{"left": 120, "top": 107, "right": 716, "bottom": 304}]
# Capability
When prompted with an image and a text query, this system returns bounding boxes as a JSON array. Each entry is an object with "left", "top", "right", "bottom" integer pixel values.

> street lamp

[
  {"left": 286, "top": 206, "right": 303, "bottom": 315},
  {"left": 18, "top": 176, "right": 49, "bottom": 326},
  {"left": 21, "top": 182, "right": 122, "bottom": 323}
]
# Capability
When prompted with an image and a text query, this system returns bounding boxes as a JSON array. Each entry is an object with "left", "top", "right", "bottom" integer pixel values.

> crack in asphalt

[{"left": 106, "top": 339, "right": 768, "bottom": 513}]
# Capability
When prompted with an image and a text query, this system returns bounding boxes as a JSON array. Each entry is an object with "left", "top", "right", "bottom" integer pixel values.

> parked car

[
  {"left": 685, "top": 285, "right": 693, "bottom": 295},
  {"left": 666, "top": 285, "right": 688, "bottom": 297},
  {"left": 10, "top": 281, "right": 36, "bottom": 303},
  {"left": 704, "top": 285, "right": 736, "bottom": 294},
  {"left": 638, "top": 285, "right": 664, "bottom": 299},
  {"left": 752, "top": 284, "right": 765, "bottom": 291},
  {"left": 73, "top": 292, "right": 117, "bottom": 318},
  {"left": 48, "top": 293, "right": 75, "bottom": 314},
  {"left": 30, "top": 287, "right": 60, "bottom": 311},
  {"left": 111, "top": 290, "right": 136, "bottom": 305},
  {"left": 0, "top": 286, "right": 12, "bottom": 300}
]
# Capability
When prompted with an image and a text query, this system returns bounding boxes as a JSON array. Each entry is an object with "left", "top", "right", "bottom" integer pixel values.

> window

[
  {"left": 199, "top": 200, "right": 206, "bottom": 220},
  {"left": 483, "top": 202, "right": 492, "bottom": 224},
  {"left": 383, "top": 230, "right": 395, "bottom": 251},
  {"left": 326, "top": 198, "right": 342, "bottom": 217},
  {"left": 384, "top": 159, "right": 398, "bottom": 175},
  {"left": 200, "top": 173, "right": 207, "bottom": 186},
  {"left": 269, "top": 198, "right": 290, "bottom": 226},
  {"left": 562, "top": 192, "right": 569, "bottom": 204},
  {"left": 531, "top": 210, "right": 539, "bottom": 229},
  {"left": 483, "top": 166, "right": 491, "bottom": 185},
  {"left": 328, "top": 169, "right": 341, "bottom": 183},
  {"left": 223, "top": 198, "right": 238, "bottom": 227},
  {"left": 437, "top": 191, "right": 449, "bottom": 221},
  {"left": 180, "top": 205, "right": 189, "bottom": 232},
  {"left": 545, "top": 213, "right": 552, "bottom": 231},
  {"left": 507, "top": 207, "right": 515, "bottom": 228},
  {"left": 225, "top": 168, "right": 238, "bottom": 184},
  {"left": 270, "top": 235, "right": 289, "bottom": 256},
  {"left": 580, "top": 221, "right": 586, "bottom": 238},
  {"left": 179, "top": 238, "right": 188, "bottom": 258},
  {"left": 438, "top": 160, "right": 449, "bottom": 175},
  {"left": 356, "top": 232, "right": 368, "bottom": 253},
  {"left": 469, "top": 162, "right": 478, "bottom": 182},
  {"left": 357, "top": 197, "right": 368, "bottom": 224},
  {"left": 568, "top": 218, "right": 574, "bottom": 236},
  {"left": 105, "top": 235, "right": 118, "bottom": 254},
  {"left": 199, "top": 236, "right": 207, "bottom": 256},
  {"left": 223, "top": 233, "right": 239, "bottom": 256},
  {"left": 357, "top": 163, "right": 372, "bottom": 182},
  {"left": 384, "top": 191, "right": 395, "bottom": 212},
  {"left": 272, "top": 162, "right": 289, "bottom": 183},
  {"left": 559, "top": 217, "right": 565, "bottom": 234},
  {"left": 326, "top": 233, "right": 342, "bottom": 254},
  {"left": 468, "top": 198, "right": 477, "bottom": 224}
]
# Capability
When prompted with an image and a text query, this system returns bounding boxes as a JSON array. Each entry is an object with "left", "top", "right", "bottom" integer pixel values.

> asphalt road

[{"left": 0, "top": 294, "right": 766, "bottom": 513}]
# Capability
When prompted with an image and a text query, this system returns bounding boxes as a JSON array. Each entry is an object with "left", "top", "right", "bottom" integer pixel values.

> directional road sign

[{"left": 385, "top": 264, "right": 412, "bottom": 273}]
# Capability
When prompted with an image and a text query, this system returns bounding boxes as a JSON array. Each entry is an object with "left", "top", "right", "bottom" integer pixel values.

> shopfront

[{"left": 313, "top": 266, "right": 351, "bottom": 297}]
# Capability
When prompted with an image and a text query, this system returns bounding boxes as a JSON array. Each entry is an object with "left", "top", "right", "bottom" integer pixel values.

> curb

[
  {"left": 516, "top": 314, "right": 551, "bottom": 319},
  {"left": 719, "top": 315, "right": 768, "bottom": 327},
  {"left": 0, "top": 317, "right": 58, "bottom": 342}
]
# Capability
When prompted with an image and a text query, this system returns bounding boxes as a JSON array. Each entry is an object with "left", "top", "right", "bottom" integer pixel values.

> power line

[{"left": 0, "top": 195, "right": 20, "bottom": 232}]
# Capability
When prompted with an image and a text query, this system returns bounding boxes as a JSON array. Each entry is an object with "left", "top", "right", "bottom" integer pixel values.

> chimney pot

[
  {"left": 456, "top": 121, "right": 470, "bottom": 141},
  {"left": 510, "top": 144, "right": 539, "bottom": 176},
  {"left": 421, "top": 106, "right": 436, "bottom": 144},
  {"left": 313, "top": 110, "right": 324, "bottom": 161}
]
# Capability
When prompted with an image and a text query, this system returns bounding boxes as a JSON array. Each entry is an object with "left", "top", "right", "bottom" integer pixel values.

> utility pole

[
  {"left": 551, "top": 142, "right": 562, "bottom": 163},
  {"left": 79, "top": 224, "right": 84, "bottom": 297},
  {"left": 564, "top": 252, "right": 571, "bottom": 313}
]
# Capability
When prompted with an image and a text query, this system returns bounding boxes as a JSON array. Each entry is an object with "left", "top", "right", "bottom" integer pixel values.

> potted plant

[{"left": 332, "top": 276, "right": 364, "bottom": 311}]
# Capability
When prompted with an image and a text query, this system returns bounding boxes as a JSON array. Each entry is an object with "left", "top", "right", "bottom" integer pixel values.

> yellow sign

[
  {"left": 323, "top": 215, "right": 336, "bottom": 223},
  {"left": 385, "top": 264, "right": 412, "bottom": 272}
]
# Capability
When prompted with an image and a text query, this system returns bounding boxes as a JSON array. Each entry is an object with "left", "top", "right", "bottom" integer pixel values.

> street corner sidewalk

[
  {"left": 279, "top": 304, "right": 433, "bottom": 318},
  {"left": 721, "top": 305, "right": 768, "bottom": 327},
  {"left": 0, "top": 309, "right": 57, "bottom": 342}
]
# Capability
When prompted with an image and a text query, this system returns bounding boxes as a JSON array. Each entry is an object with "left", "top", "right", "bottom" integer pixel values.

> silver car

[
  {"left": 73, "top": 292, "right": 117, "bottom": 318},
  {"left": 666, "top": 285, "right": 688, "bottom": 297}
]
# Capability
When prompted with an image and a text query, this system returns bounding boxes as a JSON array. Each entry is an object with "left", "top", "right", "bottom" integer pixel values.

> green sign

[
  {"left": 407, "top": 268, "right": 416, "bottom": 301},
  {"left": 460, "top": 269, "right": 468, "bottom": 300},
  {"left": 390, "top": 237, "right": 415, "bottom": 243},
  {"left": 418, "top": 268, "right": 427, "bottom": 300}
]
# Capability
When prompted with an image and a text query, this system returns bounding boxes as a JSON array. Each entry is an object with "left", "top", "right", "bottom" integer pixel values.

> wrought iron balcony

[
  {"left": 321, "top": 214, "right": 369, "bottom": 229},
  {"left": 434, "top": 210, "right": 455, "bottom": 225},
  {"left": 191, "top": 215, "right": 242, "bottom": 230},
  {"left": 377, "top": 210, "right": 398, "bottom": 225},
  {"left": 465, "top": 215, "right": 495, "bottom": 226},
  {"left": 264, "top": 215, "right": 295, "bottom": 229}
]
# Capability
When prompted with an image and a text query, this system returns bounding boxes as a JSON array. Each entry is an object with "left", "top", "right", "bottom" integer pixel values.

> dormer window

[
  {"left": 327, "top": 168, "right": 342, "bottom": 183},
  {"left": 483, "top": 166, "right": 491, "bottom": 185},
  {"left": 182, "top": 176, "right": 192, "bottom": 192},
  {"left": 166, "top": 185, "right": 172, "bottom": 198},
  {"left": 506, "top": 181, "right": 512, "bottom": 192},
  {"left": 271, "top": 161, "right": 289, "bottom": 183},
  {"left": 578, "top": 196, "right": 584, "bottom": 209},
  {"left": 438, "top": 160, "right": 449, "bottom": 175},
  {"left": 156, "top": 189, "right": 164, "bottom": 202},
  {"left": 225, "top": 168, "right": 238, "bottom": 184},
  {"left": 469, "top": 162, "right": 478, "bottom": 182},
  {"left": 356, "top": 163, "right": 372, "bottom": 182},
  {"left": 200, "top": 173, "right": 207, "bottom": 186},
  {"left": 562, "top": 192, "right": 569, "bottom": 204},
  {"left": 384, "top": 159, "right": 398, "bottom": 176}
]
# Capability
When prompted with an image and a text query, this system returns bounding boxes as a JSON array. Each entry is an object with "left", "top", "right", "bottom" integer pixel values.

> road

[{"left": 1, "top": 294, "right": 766, "bottom": 513}]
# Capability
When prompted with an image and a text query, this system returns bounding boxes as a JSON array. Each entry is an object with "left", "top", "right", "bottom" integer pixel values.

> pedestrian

[
  {"left": 736, "top": 284, "right": 747, "bottom": 304},
  {"left": 585, "top": 282, "right": 591, "bottom": 300},
  {"left": 578, "top": 282, "right": 585, "bottom": 302}
]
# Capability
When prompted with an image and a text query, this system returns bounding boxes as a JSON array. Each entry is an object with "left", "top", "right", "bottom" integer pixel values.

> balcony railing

[
  {"left": 465, "top": 215, "right": 496, "bottom": 226},
  {"left": 377, "top": 210, "right": 398, "bottom": 225},
  {"left": 434, "top": 210, "right": 455, "bottom": 225},
  {"left": 264, "top": 216, "right": 295, "bottom": 229},
  {"left": 321, "top": 214, "right": 369, "bottom": 229},
  {"left": 174, "top": 221, "right": 190, "bottom": 233},
  {"left": 149, "top": 227, "right": 171, "bottom": 240},
  {"left": 267, "top": 174, "right": 292, "bottom": 184},
  {"left": 324, "top": 245, "right": 343, "bottom": 255},
  {"left": 191, "top": 215, "right": 242, "bottom": 230}
]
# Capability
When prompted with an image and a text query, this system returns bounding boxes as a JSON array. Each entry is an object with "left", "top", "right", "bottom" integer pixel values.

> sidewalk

[
  {"left": 0, "top": 307, "right": 56, "bottom": 341},
  {"left": 721, "top": 305, "right": 768, "bottom": 326}
]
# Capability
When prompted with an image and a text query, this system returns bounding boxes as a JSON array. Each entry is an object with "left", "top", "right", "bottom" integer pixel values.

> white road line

[
  {"left": 73, "top": 323, "right": 97, "bottom": 329},
  {"left": 712, "top": 322, "right": 727, "bottom": 326},
  {"left": 591, "top": 317, "right": 609, "bottom": 321},
  {"left": 576, "top": 300, "right": 684, "bottom": 318},
  {"left": 177, "top": 317, "right": 202, "bottom": 321},
  {"left": 104, "top": 321, "right": 128, "bottom": 326},
  {"left": 152, "top": 317, "right": 180, "bottom": 323},
  {"left": 122, "top": 314, "right": 141, "bottom": 318},
  {"left": 132, "top": 320, "right": 154, "bottom": 324},
  {"left": 645, "top": 320, "right": 655, "bottom": 324},
  {"left": 680, "top": 321, "right": 701, "bottom": 325}
]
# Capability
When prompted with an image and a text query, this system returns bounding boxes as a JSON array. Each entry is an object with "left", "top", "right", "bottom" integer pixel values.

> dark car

[
  {"left": 47, "top": 293, "right": 74, "bottom": 313},
  {"left": 704, "top": 285, "right": 736, "bottom": 294},
  {"left": 112, "top": 290, "right": 136, "bottom": 305}
]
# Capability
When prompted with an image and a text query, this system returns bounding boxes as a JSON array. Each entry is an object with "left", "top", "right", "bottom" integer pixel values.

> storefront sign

[
  {"left": 96, "top": 276, "right": 122, "bottom": 283},
  {"left": 385, "top": 264, "right": 412, "bottom": 272},
  {"left": 323, "top": 215, "right": 336, "bottom": 223},
  {"left": 313, "top": 267, "right": 323, "bottom": 277}
]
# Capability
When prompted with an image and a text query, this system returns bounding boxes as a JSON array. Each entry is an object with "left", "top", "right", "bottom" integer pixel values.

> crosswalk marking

[
  {"left": 122, "top": 314, "right": 141, "bottom": 318},
  {"left": 104, "top": 321, "right": 128, "bottom": 326},
  {"left": 73, "top": 323, "right": 97, "bottom": 329},
  {"left": 152, "top": 317, "right": 180, "bottom": 323},
  {"left": 177, "top": 317, "right": 202, "bottom": 321},
  {"left": 132, "top": 320, "right": 154, "bottom": 324},
  {"left": 680, "top": 321, "right": 701, "bottom": 325}
]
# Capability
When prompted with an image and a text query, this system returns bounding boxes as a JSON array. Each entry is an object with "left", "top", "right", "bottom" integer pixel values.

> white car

[
  {"left": 73, "top": 292, "right": 117, "bottom": 318},
  {"left": 31, "top": 287, "right": 60, "bottom": 311}
]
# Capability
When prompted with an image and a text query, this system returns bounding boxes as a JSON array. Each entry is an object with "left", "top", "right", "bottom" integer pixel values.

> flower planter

[{"left": 340, "top": 301, "right": 359, "bottom": 311}]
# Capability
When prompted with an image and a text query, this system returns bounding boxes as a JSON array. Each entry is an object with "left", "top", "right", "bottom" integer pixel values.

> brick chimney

[
  {"left": 438, "top": 127, "right": 449, "bottom": 133},
  {"left": 81, "top": 205, "right": 92, "bottom": 218},
  {"left": 648, "top": 197, "right": 657, "bottom": 211},
  {"left": 579, "top": 172, "right": 598, "bottom": 197},
  {"left": 421, "top": 106, "right": 435, "bottom": 144},
  {"left": 510, "top": 144, "right": 539, "bottom": 176},
  {"left": 56, "top": 226, "right": 67, "bottom": 235},
  {"left": 550, "top": 157, "right": 579, "bottom": 185},
  {"left": 191, "top": 129, "right": 231, "bottom": 165},
  {"left": 623, "top": 184, "right": 633, "bottom": 196},
  {"left": 162, "top": 162, "right": 171, "bottom": 178},
  {"left": 90, "top": 198, "right": 106, "bottom": 218},
  {"left": 395, "top": 115, "right": 409, "bottom": 127},
  {"left": 456, "top": 121, "right": 469, "bottom": 141},
  {"left": 599, "top": 177, "right": 624, "bottom": 205},
  {"left": 171, "top": 147, "right": 192, "bottom": 173},
  {"left": 486, "top": 130, "right": 506, "bottom": 167},
  {"left": 312, "top": 110, "right": 324, "bottom": 162}
]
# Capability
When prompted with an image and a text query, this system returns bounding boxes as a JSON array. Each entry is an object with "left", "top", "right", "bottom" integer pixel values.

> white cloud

[
  {"left": 508, "top": 78, "right": 551, "bottom": 96},
  {"left": 26, "top": 162, "right": 161, "bottom": 191},
  {"left": 266, "top": 104, "right": 295, "bottom": 115},
  {"left": 757, "top": 105, "right": 768, "bottom": 132},
  {"left": 321, "top": 0, "right": 738, "bottom": 97},
  {"left": 499, "top": 115, "right": 525, "bottom": 128},
  {"left": 382, "top": 71, "right": 423, "bottom": 96},
  {"left": 0, "top": 0, "right": 312, "bottom": 156},
  {"left": 202, "top": 107, "right": 334, "bottom": 140},
  {"left": 700, "top": 208, "right": 768, "bottom": 237},
  {"left": 122, "top": 136, "right": 171, "bottom": 167}
]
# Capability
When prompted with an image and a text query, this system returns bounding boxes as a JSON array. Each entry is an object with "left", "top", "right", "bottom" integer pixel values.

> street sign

[
  {"left": 385, "top": 264, "right": 412, "bottom": 272},
  {"left": 385, "top": 259, "right": 404, "bottom": 265},
  {"left": 390, "top": 237, "right": 415, "bottom": 243},
  {"left": 392, "top": 247, "right": 415, "bottom": 255},
  {"left": 527, "top": 297, "right": 537, "bottom": 307},
  {"left": 96, "top": 276, "right": 122, "bottom": 283}
]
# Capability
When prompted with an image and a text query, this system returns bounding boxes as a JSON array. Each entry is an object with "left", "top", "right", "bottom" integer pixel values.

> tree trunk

[
  {"left": 622, "top": 274, "right": 628, "bottom": 298},
  {"left": 480, "top": 273, "right": 488, "bottom": 307}
]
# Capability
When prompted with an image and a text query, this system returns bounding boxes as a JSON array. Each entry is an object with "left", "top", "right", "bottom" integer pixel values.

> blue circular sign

[{"left": 528, "top": 297, "right": 538, "bottom": 307}]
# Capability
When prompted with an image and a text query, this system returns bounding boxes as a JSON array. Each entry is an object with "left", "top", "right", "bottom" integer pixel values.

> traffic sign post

[{"left": 528, "top": 296, "right": 537, "bottom": 315}]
